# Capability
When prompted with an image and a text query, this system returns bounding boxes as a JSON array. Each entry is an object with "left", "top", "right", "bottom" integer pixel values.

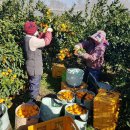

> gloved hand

[
  {"left": 77, "top": 50, "right": 85, "bottom": 57},
  {"left": 43, "top": 27, "right": 53, "bottom": 33},
  {"left": 74, "top": 45, "right": 80, "bottom": 55},
  {"left": 75, "top": 48, "right": 86, "bottom": 57},
  {"left": 74, "top": 45, "right": 85, "bottom": 56},
  {"left": 47, "top": 28, "right": 53, "bottom": 32},
  {"left": 74, "top": 45, "right": 80, "bottom": 50}
]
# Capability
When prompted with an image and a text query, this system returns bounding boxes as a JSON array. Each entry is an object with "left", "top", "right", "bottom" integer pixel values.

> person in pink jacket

[
  {"left": 24, "top": 21, "right": 53, "bottom": 101},
  {"left": 74, "top": 30, "right": 109, "bottom": 93}
]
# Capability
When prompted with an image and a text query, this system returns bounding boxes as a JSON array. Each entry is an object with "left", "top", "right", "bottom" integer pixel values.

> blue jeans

[
  {"left": 83, "top": 68, "right": 101, "bottom": 94},
  {"left": 29, "top": 75, "right": 41, "bottom": 99}
]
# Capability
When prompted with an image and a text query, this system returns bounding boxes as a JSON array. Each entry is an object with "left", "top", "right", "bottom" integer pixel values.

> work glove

[
  {"left": 74, "top": 45, "right": 85, "bottom": 57},
  {"left": 39, "top": 27, "right": 53, "bottom": 38},
  {"left": 76, "top": 49, "right": 85, "bottom": 57},
  {"left": 47, "top": 27, "right": 53, "bottom": 32},
  {"left": 74, "top": 45, "right": 80, "bottom": 50},
  {"left": 74, "top": 45, "right": 80, "bottom": 56}
]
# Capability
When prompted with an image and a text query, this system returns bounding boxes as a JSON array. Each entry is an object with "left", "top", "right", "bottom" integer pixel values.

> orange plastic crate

[
  {"left": 28, "top": 116, "right": 79, "bottom": 130},
  {"left": 52, "top": 63, "right": 66, "bottom": 78}
]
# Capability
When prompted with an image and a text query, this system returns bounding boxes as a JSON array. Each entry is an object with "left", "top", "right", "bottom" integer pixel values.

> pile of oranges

[
  {"left": 17, "top": 104, "right": 39, "bottom": 118},
  {"left": 57, "top": 48, "right": 72, "bottom": 61},
  {"left": 57, "top": 90, "right": 74, "bottom": 101},
  {"left": 66, "top": 103, "right": 87, "bottom": 115}
]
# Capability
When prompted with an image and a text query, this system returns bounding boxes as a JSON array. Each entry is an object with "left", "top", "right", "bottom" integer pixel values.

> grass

[
  {"left": 40, "top": 72, "right": 61, "bottom": 96},
  {"left": 87, "top": 126, "right": 95, "bottom": 130}
]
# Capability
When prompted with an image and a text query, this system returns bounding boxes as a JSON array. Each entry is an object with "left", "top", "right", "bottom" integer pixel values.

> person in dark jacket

[{"left": 24, "top": 21, "right": 53, "bottom": 101}]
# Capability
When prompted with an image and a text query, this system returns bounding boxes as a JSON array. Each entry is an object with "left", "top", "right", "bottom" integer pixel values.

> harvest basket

[
  {"left": 57, "top": 89, "right": 75, "bottom": 104},
  {"left": 52, "top": 63, "right": 66, "bottom": 78},
  {"left": 65, "top": 103, "right": 88, "bottom": 122},
  {"left": 0, "top": 104, "right": 12, "bottom": 130},
  {"left": 40, "top": 97, "right": 63, "bottom": 121},
  {"left": 15, "top": 103, "right": 40, "bottom": 130}
]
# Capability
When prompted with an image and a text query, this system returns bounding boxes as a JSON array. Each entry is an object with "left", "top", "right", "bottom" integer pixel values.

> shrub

[{"left": 0, "top": 0, "right": 130, "bottom": 128}]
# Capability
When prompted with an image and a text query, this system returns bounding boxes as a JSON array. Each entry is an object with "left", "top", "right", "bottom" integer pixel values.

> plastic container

[
  {"left": 93, "top": 91, "right": 120, "bottom": 130},
  {"left": 66, "top": 68, "right": 84, "bottom": 87},
  {"left": 76, "top": 89, "right": 95, "bottom": 110},
  {"left": 28, "top": 116, "right": 79, "bottom": 130},
  {"left": 52, "top": 63, "right": 66, "bottom": 78},
  {"left": 65, "top": 103, "right": 88, "bottom": 122},
  {"left": 0, "top": 104, "right": 12, "bottom": 130},
  {"left": 57, "top": 89, "right": 75, "bottom": 105},
  {"left": 40, "top": 97, "right": 63, "bottom": 121},
  {"left": 15, "top": 103, "right": 40, "bottom": 130}
]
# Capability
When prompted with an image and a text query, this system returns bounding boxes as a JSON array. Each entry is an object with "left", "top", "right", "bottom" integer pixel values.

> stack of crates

[
  {"left": 52, "top": 63, "right": 66, "bottom": 78},
  {"left": 93, "top": 90, "right": 120, "bottom": 130}
]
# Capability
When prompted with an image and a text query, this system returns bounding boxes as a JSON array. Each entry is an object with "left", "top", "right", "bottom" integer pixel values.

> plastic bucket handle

[
  {"left": 81, "top": 92, "right": 88, "bottom": 105},
  {"left": 27, "top": 115, "right": 40, "bottom": 121}
]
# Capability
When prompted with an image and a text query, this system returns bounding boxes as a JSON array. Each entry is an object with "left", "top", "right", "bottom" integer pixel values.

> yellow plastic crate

[
  {"left": 28, "top": 116, "right": 79, "bottom": 130},
  {"left": 94, "top": 123, "right": 116, "bottom": 130},
  {"left": 52, "top": 63, "right": 66, "bottom": 78},
  {"left": 93, "top": 91, "right": 120, "bottom": 130}
]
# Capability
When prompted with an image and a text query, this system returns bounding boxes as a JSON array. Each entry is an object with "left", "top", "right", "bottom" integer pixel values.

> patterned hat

[
  {"left": 24, "top": 21, "right": 38, "bottom": 35},
  {"left": 90, "top": 30, "right": 109, "bottom": 45}
]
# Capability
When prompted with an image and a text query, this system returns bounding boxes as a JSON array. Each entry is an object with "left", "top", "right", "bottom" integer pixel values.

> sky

[
  {"left": 61, "top": 0, "right": 76, "bottom": 6},
  {"left": 42, "top": 0, "right": 130, "bottom": 11}
]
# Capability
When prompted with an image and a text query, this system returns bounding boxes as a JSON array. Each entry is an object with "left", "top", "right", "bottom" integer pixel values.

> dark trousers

[
  {"left": 83, "top": 68, "right": 101, "bottom": 94},
  {"left": 29, "top": 75, "right": 41, "bottom": 99}
]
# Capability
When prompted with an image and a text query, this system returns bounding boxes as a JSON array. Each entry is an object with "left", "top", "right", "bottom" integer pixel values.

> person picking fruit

[
  {"left": 24, "top": 21, "right": 53, "bottom": 101},
  {"left": 74, "top": 30, "right": 109, "bottom": 93}
]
